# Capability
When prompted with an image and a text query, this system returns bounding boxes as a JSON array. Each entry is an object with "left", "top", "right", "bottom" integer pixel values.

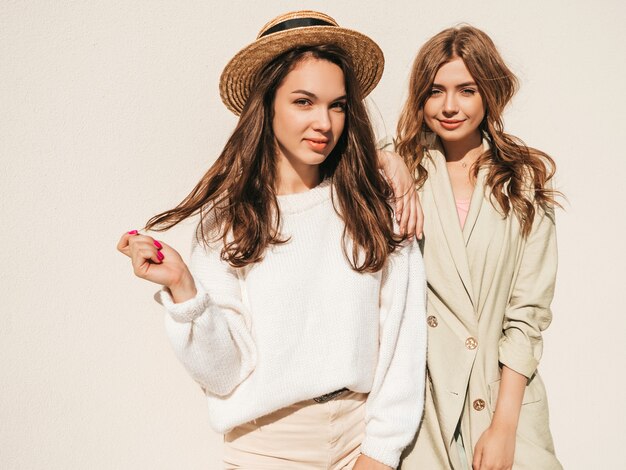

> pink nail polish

[
  {"left": 157, "top": 251, "right": 164, "bottom": 261},
  {"left": 154, "top": 240, "right": 162, "bottom": 249},
  {"left": 128, "top": 230, "right": 138, "bottom": 235}
]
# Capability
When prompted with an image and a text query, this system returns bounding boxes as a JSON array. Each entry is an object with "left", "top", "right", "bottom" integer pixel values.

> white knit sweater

[{"left": 156, "top": 180, "right": 427, "bottom": 468}]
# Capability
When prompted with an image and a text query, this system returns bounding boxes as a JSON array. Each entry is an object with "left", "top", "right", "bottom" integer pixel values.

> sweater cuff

[
  {"left": 360, "top": 435, "right": 401, "bottom": 469},
  {"left": 498, "top": 337, "right": 539, "bottom": 379},
  {"left": 154, "top": 282, "right": 210, "bottom": 323}
]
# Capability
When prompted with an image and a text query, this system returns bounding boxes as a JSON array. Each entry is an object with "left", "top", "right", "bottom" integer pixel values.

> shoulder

[
  {"left": 516, "top": 155, "right": 556, "bottom": 205},
  {"left": 386, "top": 237, "right": 425, "bottom": 274}
]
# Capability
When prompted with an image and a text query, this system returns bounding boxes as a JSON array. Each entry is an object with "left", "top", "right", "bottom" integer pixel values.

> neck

[
  {"left": 275, "top": 154, "right": 321, "bottom": 195},
  {"left": 441, "top": 132, "right": 483, "bottom": 163}
]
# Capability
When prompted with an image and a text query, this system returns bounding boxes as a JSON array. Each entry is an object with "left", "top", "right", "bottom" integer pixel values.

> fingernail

[
  {"left": 157, "top": 251, "right": 164, "bottom": 261},
  {"left": 154, "top": 240, "right": 162, "bottom": 249},
  {"left": 128, "top": 230, "right": 138, "bottom": 235},
  {"left": 417, "top": 233, "right": 423, "bottom": 240}
]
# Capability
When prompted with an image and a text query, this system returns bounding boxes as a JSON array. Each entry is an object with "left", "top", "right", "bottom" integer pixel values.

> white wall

[{"left": 2, "top": 1, "right": 623, "bottom": 468}]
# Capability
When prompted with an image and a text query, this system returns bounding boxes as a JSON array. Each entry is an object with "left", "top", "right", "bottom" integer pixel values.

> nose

[
  {"left": 443, "top": 93, "right": 459, "bottom": 116},
  {"left": 312, "top": 107, "right": 332, "bottom": 132}
]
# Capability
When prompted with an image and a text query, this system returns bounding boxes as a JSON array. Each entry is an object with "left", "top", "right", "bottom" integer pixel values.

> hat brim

[{"left": 219, "top": 26, "right": 384, "bottom": 115}]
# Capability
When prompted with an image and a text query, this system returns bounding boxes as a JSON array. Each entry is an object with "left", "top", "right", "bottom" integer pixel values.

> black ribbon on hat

[{"left": 260, "top": 18, "right": 335, "bottom": 38}]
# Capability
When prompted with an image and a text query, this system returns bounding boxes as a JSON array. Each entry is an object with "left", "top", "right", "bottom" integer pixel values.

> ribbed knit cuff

[
  {"left": 154, "top": 283, "right": 210, "bottom": 323},
  {"left": 360, "top": 435, "right": 401, "bottom": 469}
]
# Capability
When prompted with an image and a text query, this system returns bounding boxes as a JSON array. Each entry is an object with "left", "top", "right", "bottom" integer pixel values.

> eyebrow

[
  {"left": 432, "top": 82, "right": 478, "bottom": 88},
  {"left": 291, "top": 90, "right": 347, "bottom": 101}
]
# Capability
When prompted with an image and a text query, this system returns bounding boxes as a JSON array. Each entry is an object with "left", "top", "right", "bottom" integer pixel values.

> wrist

[
  {"left": 168, "top": 272, "right": 197, "bottom": 303},
  {"left": 490, "top": 415, "right": 518, "bottom": 434}
]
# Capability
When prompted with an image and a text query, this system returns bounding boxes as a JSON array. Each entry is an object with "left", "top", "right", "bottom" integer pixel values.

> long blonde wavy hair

[{"left": 396, "top": 25, "right": 560, "bottom": 236}]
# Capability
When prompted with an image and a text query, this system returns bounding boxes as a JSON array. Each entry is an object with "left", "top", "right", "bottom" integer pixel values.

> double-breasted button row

[
  {"left": 427, "top": 315, "right": 438, "bottom": 327},
  {"left": 473, "top": 399, "right": 485, "bottom": 411},
  {"left": 465, "top": 337, "right": 478, "bottom": 350}
]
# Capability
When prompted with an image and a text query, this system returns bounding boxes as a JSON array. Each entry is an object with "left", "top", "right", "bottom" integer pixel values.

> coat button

[
  {"left": 465, "top": 337, "right": 478, "bottom": 350},
  {"left": 473, "top": 399, "right": 485, "bottom": 411},
  {"left": 427, "top": 315, "right": 438, "bottom": 327}
]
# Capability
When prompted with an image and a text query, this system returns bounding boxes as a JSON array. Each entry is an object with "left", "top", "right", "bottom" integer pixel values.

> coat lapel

[
  {"left": 424, "top": 147, "right": 476, "bottom": 309},
  {"left": 461, "top": 164, "right": 488, "bottom": 245}
]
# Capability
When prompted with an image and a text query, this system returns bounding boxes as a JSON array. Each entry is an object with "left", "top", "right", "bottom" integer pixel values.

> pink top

[{"left": 455, "top": 198, "right": 471, "bottom": 229}]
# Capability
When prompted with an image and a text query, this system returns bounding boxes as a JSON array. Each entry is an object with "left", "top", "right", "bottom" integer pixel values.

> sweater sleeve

[
  {"left": 499, "top": 204, "right": 557, "bottom": 379},
  {"left": 360, "top": 239, "right": 427, "bottom": 469},
  {"left": 155, "top": 236, "right": 256, "bottom": 396}
]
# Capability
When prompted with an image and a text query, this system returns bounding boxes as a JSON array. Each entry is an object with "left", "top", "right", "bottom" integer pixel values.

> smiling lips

[
  {"left": 304, "top": 138, "right": 329, "bottom": 151},
  {"left": 439, "top": 119, "right": 464, "bottom": 130}
]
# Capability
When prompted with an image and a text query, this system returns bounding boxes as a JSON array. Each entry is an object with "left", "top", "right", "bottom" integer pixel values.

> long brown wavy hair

[
  {"left": 145, "top": 44, "right": 402, "bottom": 272},
  {"left": 396, "top": 25, "right": 560, "bottom": 236}
]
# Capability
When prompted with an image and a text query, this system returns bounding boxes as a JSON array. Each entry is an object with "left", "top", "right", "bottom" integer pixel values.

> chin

[
  {"left": 302, "top": 152, "right": 330, "bottom": 165},
  {"left": 436, "top": 130, "right": 476, "bottom": 143},
  {"left": 437, "top": 133, "right": 464, "bottom": 142}
]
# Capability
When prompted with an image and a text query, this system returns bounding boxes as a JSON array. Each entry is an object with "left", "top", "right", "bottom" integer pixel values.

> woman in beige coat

[{"left": 394, "top": 26, "right": 563, "bottom": 470}]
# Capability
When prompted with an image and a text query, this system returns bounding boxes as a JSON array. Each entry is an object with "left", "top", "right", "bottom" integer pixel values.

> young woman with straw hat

[
  {"left": 117, "top": 11, "right": 426, "bottom": 470},
  {"left": 392, "top": 26, "right": 562, "bottom": 470}
]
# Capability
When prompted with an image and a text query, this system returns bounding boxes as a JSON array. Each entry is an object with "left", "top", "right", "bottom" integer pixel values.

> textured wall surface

[{"left": 1, "top": 0, "right": 624, "bottom": 468}]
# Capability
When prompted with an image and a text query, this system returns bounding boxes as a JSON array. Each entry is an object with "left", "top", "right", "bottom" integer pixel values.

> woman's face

[
  {"left": 423, "top": 57, "right": 485, "bottom": 146},
  {"left": 272, "top": 57, "right": 346, "bottom": 179}
]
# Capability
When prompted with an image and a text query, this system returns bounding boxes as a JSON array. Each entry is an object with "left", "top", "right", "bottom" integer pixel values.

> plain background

[{"left": 1, "top": 0, "right": 624, "bottom": 468}]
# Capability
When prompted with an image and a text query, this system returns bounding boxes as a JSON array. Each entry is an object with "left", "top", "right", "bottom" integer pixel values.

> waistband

[{"left": 313, "top": 388, "right": 349, "bottom": 403}]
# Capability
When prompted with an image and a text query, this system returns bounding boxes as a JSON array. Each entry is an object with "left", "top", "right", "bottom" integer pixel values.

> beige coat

[{"left": 401, "top": 143, "right": 562, "bottom": 469}]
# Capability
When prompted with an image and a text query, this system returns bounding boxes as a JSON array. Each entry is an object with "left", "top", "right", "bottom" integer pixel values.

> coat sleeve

[
  {"left": 155, "top": 236, "right": 256, "bottom": 396},
  {"left": 360, "top": 240, "right": 428, "bottom": 469},
  {"left": 499, "top": 204, "right": 557, "bottom": 379}
]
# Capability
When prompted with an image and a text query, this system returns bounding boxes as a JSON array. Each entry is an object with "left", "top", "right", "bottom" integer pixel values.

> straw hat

[{"left": 219, "top": 10, "right": 384, "bottom": 115}]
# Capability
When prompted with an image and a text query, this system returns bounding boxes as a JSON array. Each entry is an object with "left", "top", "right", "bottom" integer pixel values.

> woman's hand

[
  {"left": 352, "top": 454, "right": 393, "bottom": 470},
  {"left": 472, "top": 424, "right": 516, "bottom": 470},
  {"left": 472, "top": 366, "right": 524, "bottom": 469},
  {"left": 377, "top": 149, "right": 423, "bottom": 239},
  {"left": 117, "top": 231, "right": 197, "bottom": 303}
]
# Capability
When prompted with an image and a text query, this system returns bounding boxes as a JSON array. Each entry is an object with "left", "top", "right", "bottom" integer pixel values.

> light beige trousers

[{"left": 223, "top": 391, "right": 367, "bottom": 470}]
